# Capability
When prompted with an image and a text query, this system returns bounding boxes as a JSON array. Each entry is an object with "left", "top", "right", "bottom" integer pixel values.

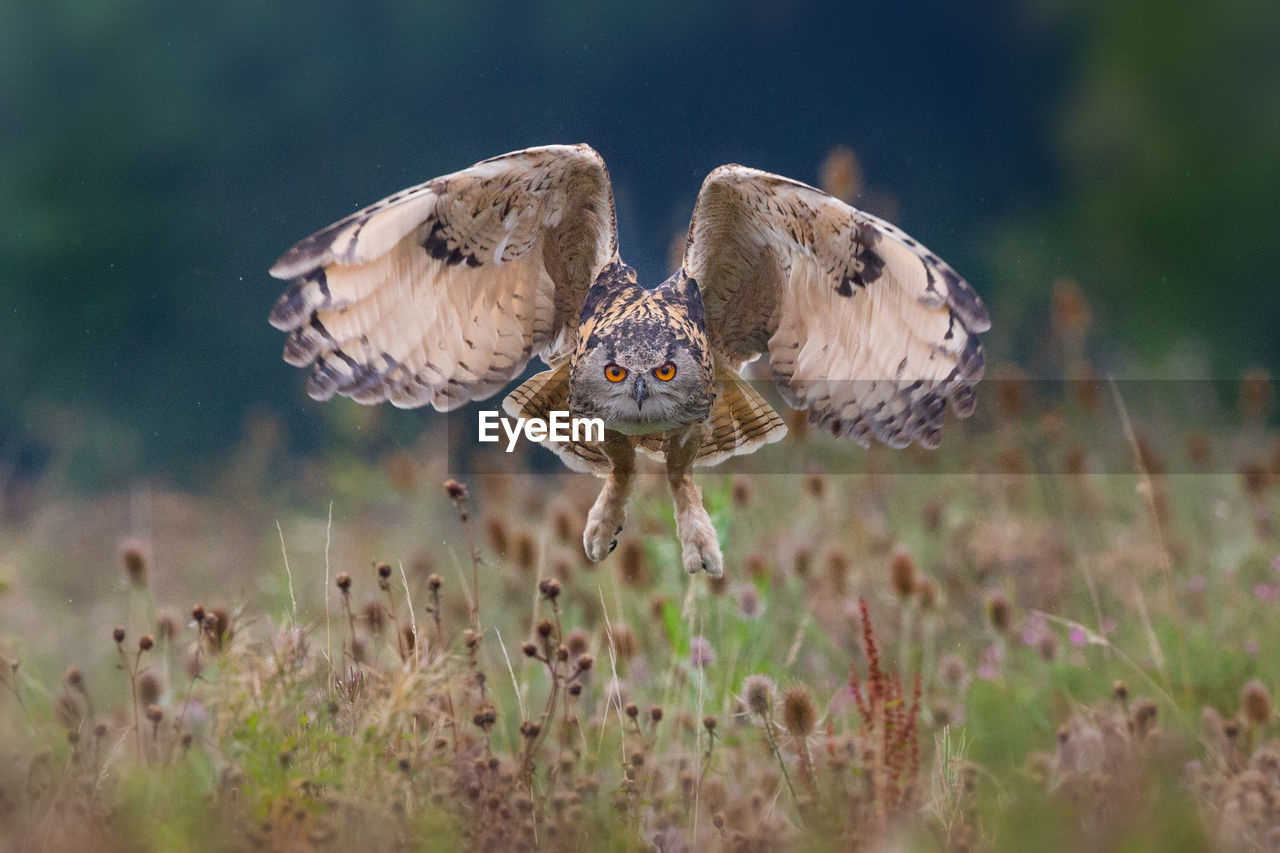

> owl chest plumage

[{"left": 566, "top": 263, "right": 717, "bottom": 435}]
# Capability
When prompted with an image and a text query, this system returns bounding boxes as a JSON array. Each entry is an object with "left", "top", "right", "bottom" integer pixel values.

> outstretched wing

[
  {"left": 683, "top": 165, "right": 989, "bottom": 449},
  {"left": 269, "top": 144, "right": 618, "bottom": 410}
]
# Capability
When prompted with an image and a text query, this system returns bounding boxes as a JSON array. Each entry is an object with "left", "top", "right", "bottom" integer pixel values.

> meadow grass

[{"left": 0, "top": 369, "right": 1278, "bottom": 851}]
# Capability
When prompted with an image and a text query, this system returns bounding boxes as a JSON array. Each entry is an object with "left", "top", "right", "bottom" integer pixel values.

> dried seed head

[
  {"left": 736, "top": 585, "right": 763, "bottom": 621},
  {"left": 539, "top": 578, "right": 561, "bottom": 600},
  {"left": 156, "top": 615, "right": 176, "bottom": 642},
  {"left": 577, "top": 654, "right": 594, "bottom": 672},
  {"left": 145, "top": 704, "right": 163, "bottom": 724},
  {"left": 551, "top": 506, "right": 575, "bottom": 544},
  {"left": 1133, "top": 699, "right": 1159, "bottom": 736},
  {"left": 568, "top": 683, "right": 582, "bottom": 696},
  {"left": 335, "top": 572, "right": 352, "bottom": 592},
  {"left": 64, "top": 666, "right": 83, "bottom": 688},
  {"left": 557, "top": 644, "right": 570, "bottom": 662},
  {"left": 985, "top": 591, "right": 1011, "bottom": 633},
  {"left": 376, "top": 562, "right": 392, "bottom": 580},
  {"left": 916, "top": 577, "right": 937, "bottom": 610},
  {"left": 205, "top": 608, "right": 230, "bottom": 650},
  {"left": 443, "top": 479, "right": 468, "bottom": 501},
  {"left": 625, "top": 703, "right": 639, "bottom": 719},
  {"left": 94, "top": 722, "right": 108, "bottom": 738},
  {"left": 515, "top": 531, "right": 537, "bottom": 573},
  {"left": 463, "top": 629, "right": 481, "bottom": 650},
  {"left": 427, "top": 573, "right": 442, "bottom": 591},
  {"left": 191, "top": 604, "right": 205, "bottom": 624},
  {"left": 731, "top": 478, "right": 752, "bottom": 507},
  {"left": 782, "top": 685, "right": 817, "bottom": 737},
  {"left": 1051, "top": 277, "right": 1092, "bottom": 340},
  {"left": 120, "top": 539, "right": 148, "bottom": 587},
  {"left": 743, "top": 674, "right": 776, "bottom": 717},
  {"left": 610, "top": 623, "right": 638, "bottom": 660},
  {"left": 1240, "top": 368, "right": 1273, "bottom": 422},
  {"left": 804, "top": 473, "right": 825, "bottom": 498},
  {"left": 619, "top": 541, "right": 647, "bottom": 586},
  {"left": 1239, "top": 462, "right": 1272, "bottom": 498},
  {"left": 1112, "top": 680, "right": 1129, "bottom": 703},
  {"left": 649, "top": 706, "right": 663, "bottom": 724},
  {"left": 939, "top": 654, "right": 968, "bottom": 689},
  {"left": 522, "top": 642, "right": 538, "bottom": 658},
  {"left": 138, "top": 673, "right": 161, "bottom": 706},
  {"left": 793, "top": 547, "right": 813, "bottom": 578},
  {"left": 703, "top": 716, "right": 717, "bottom": 733},
  {"left": 536, "top": 620, "right": 554, "bottom": 639},
  {"left": 745, "top": 552, "right": 769, "bottom": 580},
  {"left": 689, "top": 635, "right": 716, "bottom": 668},
  {"left": 138, "top": 635, "right": 154, "bottom": 652},
  {"left": 363, "top": 600, "right": 386, "bottom": 634},
  {"left": 1243, "top": 679, "right": 1273, "bottom": 724},
  {"left": 819, "top": 145, "right": 862, "bottom": 202},
  {"left": 112, "top": 627, "right": 126, "bottom": 644},
  {"left": 485, "top": 517, "right": 509, "bottom": 556},
  {"left": 566, "top": 627, "right": 590, "bottom": 656},
  {"left": 890, "top": 551, "right": 916, "bottom": 598}
]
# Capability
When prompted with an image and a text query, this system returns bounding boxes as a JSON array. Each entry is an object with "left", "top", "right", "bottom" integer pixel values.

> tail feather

[
  {"left": 693, "top": 368, "right": 788, "bottom": 466},
  {"left": 502, "top": 361, "right": 610, "bottom": 475}
]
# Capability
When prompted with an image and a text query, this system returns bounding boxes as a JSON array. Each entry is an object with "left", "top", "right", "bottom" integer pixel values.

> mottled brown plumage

[{"left": 269, "top": 144, "right": 989, "bottom": 576}]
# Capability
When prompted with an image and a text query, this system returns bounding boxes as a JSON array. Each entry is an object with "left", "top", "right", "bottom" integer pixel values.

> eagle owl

[{"left": 269, "top": 144, "right": 989, "bottom": 577}]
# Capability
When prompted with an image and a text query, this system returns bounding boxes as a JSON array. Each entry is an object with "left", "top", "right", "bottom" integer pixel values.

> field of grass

[{"left": 2, "top": 359, "right": 1279, "bottom": 850}]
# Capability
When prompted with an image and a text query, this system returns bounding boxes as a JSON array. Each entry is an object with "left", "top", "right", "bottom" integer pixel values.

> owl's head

[{"left": 568, "top": 269, "right": 714, "bottom": 433}]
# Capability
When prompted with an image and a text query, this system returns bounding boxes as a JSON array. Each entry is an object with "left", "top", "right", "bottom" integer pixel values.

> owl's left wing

[
  {"left": 683, "top": 166, "right": 989, "bottom": 449},
  {"left": 269, "top": 144, "right": 617, "bottom": 410}
]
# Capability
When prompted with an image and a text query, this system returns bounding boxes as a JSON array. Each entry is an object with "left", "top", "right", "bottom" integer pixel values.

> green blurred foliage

[{"left": 0, "top": 0, "right": 1275, "bottom": 485}]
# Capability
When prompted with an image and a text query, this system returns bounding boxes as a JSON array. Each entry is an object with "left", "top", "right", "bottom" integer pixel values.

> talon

[
  {"left": 615, "top": 526, "right": 622, "bottom": 535},
  {"left": 609, "top": 540, "right": 617, "bottom": 554}
]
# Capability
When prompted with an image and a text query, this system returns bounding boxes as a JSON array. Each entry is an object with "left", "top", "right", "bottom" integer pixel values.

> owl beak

[{"left": 632, "top": 377, "right": 648, "bottom": 410}]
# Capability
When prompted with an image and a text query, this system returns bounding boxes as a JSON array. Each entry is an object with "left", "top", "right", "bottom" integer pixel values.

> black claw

[
  {"left": 614, "top": 526, "right": 622, "bottom": 535},
  {"left": 608, "top": 540, "right": 618, "bottom": 554}
]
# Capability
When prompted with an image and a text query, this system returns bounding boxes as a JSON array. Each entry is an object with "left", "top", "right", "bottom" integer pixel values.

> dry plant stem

[
  {"left": 115, "top": 644, "right": 143, "bottom": 764},
  {"left": 397, "top": 562, "right": 419, "bottom": 670},
  {"left": 340, "top": 591, "right": 357, "bottom": 664},
  {"left": 761, "top": 710, "right": 798, "bottom": 802},
  {"left": 324, "top": 502, "right": 333, "bottom": 682},
  {"left": 448, "top": 489, "right": 482, "bottom": 630},
  {"left": 1108, "top": 376, "right": 1190, "bottom": 695},
  {"left": 166, "top": 629, "right": 204, "bottom": 764},
  {"left": 797, "top": 735, "right": 817, "bottom": 791},
  {"left": 382, "top": 585, "right": 404, "bottom": 661}
]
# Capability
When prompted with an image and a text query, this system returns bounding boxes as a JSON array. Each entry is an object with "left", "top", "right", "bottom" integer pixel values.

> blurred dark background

[{"left": 2, "top": 0, "right": 1277, "bottom": 489}]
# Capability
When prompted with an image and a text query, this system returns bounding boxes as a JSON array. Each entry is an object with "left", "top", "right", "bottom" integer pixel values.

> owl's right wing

[
  {"left": 683, "top": 165, "right": 989, "bottom": 450},
  {"left": 269, "top": 144, "right": 618, "bottom": 410}
]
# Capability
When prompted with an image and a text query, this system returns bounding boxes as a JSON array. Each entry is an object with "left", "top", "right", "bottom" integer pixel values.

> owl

[{"left": 269, "top": 144, "right": 989, "bottom": 577}]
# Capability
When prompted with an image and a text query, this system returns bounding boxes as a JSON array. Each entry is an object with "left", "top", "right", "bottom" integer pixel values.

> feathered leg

[
  {"left": 664, "top": 424, "right": 723, "bottom": 577},
  {"left": 583, "top": 430, "right": 637, "bottom": 562}
]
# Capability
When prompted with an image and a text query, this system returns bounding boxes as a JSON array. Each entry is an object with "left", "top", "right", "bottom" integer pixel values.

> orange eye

[
  {"left": 604, "top": 363, "right": 628, "bottom": 383},
  {"left": 653, "top": 362, "right": 677, "bottom": 382}
]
